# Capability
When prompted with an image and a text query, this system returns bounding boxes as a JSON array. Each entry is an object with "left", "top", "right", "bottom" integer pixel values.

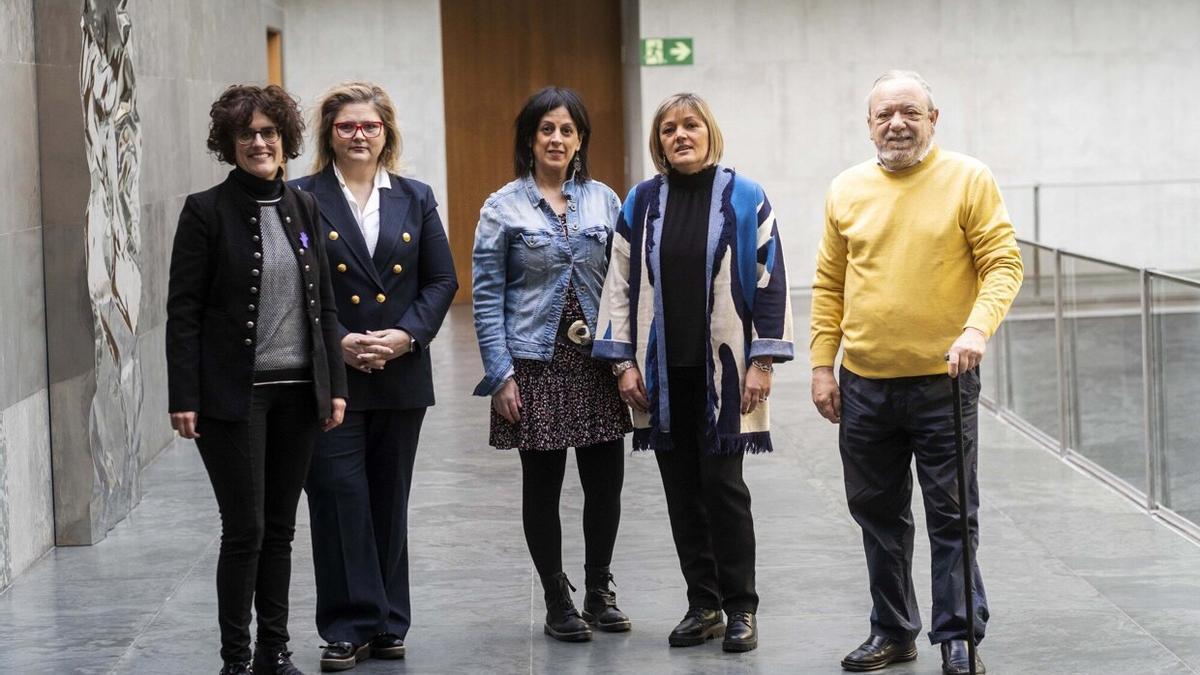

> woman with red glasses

[{"left": 291, "top": 81, "right": 457, "bottom": 672}]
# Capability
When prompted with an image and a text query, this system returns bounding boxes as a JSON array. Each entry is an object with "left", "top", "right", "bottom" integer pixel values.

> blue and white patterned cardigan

[{"left": 593, "top": 166, "right": 794, "bottom": 454}]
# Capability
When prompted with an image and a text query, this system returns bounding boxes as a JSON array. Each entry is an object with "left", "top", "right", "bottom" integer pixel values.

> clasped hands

[
  {"left": 342, "top": 329, "right": 413, "bottom": 373},
  {"left": 811, "top": 327, "right": 987, "bottom": 425}
]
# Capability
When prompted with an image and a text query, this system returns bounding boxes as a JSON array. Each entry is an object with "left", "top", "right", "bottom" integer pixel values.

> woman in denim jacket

[{"left": 472, "top": 87, "right": 631, "bottom": 643}]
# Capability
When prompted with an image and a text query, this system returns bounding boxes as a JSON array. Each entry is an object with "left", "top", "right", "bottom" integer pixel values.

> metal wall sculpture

[{"left": 80, "top": 0, "right": 143, "bottom": 534}]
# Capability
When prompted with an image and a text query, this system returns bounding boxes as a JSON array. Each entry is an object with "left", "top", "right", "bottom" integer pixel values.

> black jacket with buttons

[
  {"left": 290, "top": 165, "right": 458, "bottom": 410},
  {"left": 166, "top": 170, "right": 349, "bottom": 421}
]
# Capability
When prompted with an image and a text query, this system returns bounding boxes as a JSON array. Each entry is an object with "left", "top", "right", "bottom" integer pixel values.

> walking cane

[{"left": 950, "top": 372, "right": 978, "bottom": 675}]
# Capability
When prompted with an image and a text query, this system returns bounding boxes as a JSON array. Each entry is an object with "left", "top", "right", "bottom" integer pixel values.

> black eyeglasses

[
  {"left": 236, "top": 127, "right": 280, "bottom": 145},
  {"left": 333, "top": 121, "right": 385, "bottom": 139}
]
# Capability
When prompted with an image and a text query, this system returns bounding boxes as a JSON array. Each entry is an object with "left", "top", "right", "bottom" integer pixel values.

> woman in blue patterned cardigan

[{"left": 593, "top": 92, "right": 794, "bottom": 654}]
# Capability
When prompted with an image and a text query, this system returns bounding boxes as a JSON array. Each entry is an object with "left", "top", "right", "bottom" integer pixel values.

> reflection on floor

[{"left": 2, "top": 303, "right": 1198, "bottom": 674}]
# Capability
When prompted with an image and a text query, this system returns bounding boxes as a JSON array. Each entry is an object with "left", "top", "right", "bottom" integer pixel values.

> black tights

[{"left": 518, "top": 439, "right": 624, "bottom": 578}]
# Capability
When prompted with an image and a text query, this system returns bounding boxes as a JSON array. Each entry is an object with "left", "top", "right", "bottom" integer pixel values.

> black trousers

[
  {"left": 656, "top": 366, "right": 758, "bottom": 613},
  {"left": 196, "top": 383, "right": 318, "bottom": 664},
  {"left": 519, "top": 439, "right": 625, "bottom": 579},
  {"left": 306, "top": 408, "right": 426, "bottom": 644},
  {"left": 839, "top": 366, "right": 989, "bottom": 645}
]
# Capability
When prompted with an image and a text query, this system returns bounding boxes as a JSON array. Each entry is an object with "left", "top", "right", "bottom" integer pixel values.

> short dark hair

[
  {"left": 206, "top": 84, "right": 305, "bottom": 165},
  {"left": 512, "top": 87, "right": 592, "bottom": 182}
]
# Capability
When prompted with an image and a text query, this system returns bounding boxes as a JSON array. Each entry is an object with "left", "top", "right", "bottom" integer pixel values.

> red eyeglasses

[{"left": 333, "top": 121, "right": 385, "bottom": 139}]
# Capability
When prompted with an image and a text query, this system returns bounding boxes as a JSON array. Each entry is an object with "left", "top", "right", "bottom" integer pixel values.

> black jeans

[
  {"left": 306, "top": 408, "right": 426, "bottom": 644},
  {"left": 656, "top": 366, "right": 758, "bottom": 613},
  {"left": 196, "top": 383, "right": 318, "bottom": 663},
  {"left": 839, "top": 366, "right": 989, "bottom": 645},
  {"left": 519, "top": 439, "right": 624, "bottom": 578}
]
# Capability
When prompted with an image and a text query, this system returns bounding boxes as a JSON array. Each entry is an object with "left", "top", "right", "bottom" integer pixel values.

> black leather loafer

[
  {"left": 840, "top": 634, "right": 918, "bottom": 671},
  {"left": 371, "top": 633, "right": 406, "bottom": 659},
  {"left": 941, "top": 639, "right": 985, "bottom": 674},
  {"left": 721, "top": 611, "right": 758, "bottom": 652},
  {"left": 319, "top": 641, "right": 370, "bottom": 672},
  {"left": 668, "top": 607, "right": 725, "bottom": 647}
]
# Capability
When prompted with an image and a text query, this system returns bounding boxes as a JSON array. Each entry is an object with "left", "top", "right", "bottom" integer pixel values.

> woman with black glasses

[
  {"left": 167, "top": 84, "right": 347, "bottom": 675},
  {"left": 291, "top": 81, "right": 457, "bottom": 672}
]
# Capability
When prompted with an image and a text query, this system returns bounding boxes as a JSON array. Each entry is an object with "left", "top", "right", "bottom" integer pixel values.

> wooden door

[{"left": 441, "top": 0, "right": 626, "bottom": 303}]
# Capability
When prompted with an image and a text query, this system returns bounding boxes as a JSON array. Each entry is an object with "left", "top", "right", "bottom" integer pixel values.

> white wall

[
  {"left": 633, "top": 0, "right": 1200, "bottom": 281},
  {"left": 281, "top": 0, "right": 447, "bottom": 222}
]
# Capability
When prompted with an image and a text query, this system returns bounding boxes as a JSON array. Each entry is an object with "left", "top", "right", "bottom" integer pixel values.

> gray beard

[{"left": 877, "top": 140, "right": 930, "bottom": 171}]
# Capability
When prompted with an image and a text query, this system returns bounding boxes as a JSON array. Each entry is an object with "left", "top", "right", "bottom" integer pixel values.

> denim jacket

[{"left": 472, "top": 175, "right": 621, "bottom": 396}]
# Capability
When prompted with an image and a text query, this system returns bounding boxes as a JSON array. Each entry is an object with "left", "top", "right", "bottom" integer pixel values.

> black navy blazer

[
  {"left": 290, "top": 165, "right": 458, "bottom": 410},
  {"left": 166, "top": 171, "right": 349, "bottom": 421}
]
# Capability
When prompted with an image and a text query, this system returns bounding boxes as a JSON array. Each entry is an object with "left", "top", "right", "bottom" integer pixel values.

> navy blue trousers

[
  {"left": 838, "top": 366, "right": 989, "bottom": 645},
  {"left": 306, "top": 408, "right": 426, "bottom": 645}
]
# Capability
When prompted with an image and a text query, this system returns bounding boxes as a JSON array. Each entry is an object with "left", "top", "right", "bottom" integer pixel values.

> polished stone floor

[{"left": 3, "top": 302, "right": 1199, "bottom": 674}]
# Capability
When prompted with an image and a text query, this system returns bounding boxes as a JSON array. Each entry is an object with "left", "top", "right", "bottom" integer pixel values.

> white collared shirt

[{"left": 333, "top": 162, "right": 391, "bottom": 255}]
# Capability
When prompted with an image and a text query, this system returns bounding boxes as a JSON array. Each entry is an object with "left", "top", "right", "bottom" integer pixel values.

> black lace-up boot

[
  {"left": 581, "top": 565, "right": 631, "bottom": 632},
  {"left": 540, "top": 572, "right": 592, "bottom": 642},
  {"left": 253, "top": 644, "right": 304, "bottom": 674},
  {"left": 218, "top": 661, "right": 253, "bottom": 675}
]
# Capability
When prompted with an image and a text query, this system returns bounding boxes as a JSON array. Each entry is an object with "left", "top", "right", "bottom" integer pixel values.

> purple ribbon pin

[{"left": 299, "top": 231, "right": 309, "bottom": 248}]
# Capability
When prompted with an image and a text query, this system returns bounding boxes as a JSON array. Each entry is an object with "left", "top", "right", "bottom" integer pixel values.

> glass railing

[{"left": 986, "top": 239, "right": 1200, "bottom": 539}]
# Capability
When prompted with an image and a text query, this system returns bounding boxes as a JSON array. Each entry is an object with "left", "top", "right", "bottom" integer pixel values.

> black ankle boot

[
  {"left": 540, "top": 572, "right": 592, "bottom": 642},
  {"left": 218, "top": 661, "right": 253, "bottom": 675},
  {"left": 582, "top": 565, "right": 631, "bottom": 632},
  {"left": 252, "top": 643, "right": 304, "bottom": 675}
]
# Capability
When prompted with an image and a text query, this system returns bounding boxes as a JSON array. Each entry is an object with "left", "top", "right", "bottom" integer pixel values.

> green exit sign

[{"left": 641, "top": 37, "right": 693, "bottom": 66}]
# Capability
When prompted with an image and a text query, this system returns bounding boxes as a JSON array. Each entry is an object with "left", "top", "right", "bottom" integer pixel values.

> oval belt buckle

[{"left": 566, "top": 320, "right": 592, "bottom": 346}]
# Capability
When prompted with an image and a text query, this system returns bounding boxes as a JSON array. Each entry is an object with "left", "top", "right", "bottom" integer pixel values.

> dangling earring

[
  {"left": 661, "top": 154, "right": 669, "bottom": 169},
  {"left": 573, "top": 152, "right": 582, "bottom": 175}
]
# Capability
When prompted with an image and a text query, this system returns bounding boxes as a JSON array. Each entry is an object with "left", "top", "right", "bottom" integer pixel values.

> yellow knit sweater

[{"left": 810, "top": 145, "right": 1023, "bottom": 378}]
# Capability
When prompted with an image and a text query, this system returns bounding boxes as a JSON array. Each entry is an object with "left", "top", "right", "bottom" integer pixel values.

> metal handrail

[
  {"left": 993, "top": 236, "right": 1200, "bottom": 543},
  {"left": 1003, "top": 177, "right": 1200, "bottom": 190}
]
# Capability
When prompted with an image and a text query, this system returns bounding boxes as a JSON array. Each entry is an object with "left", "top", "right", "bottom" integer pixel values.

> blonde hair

[
  {"left": 648, "top": 92, "right": 724, "bottom": 174},
  {"left": 310, "top": 81, "right": 403, "bottom": 174}
]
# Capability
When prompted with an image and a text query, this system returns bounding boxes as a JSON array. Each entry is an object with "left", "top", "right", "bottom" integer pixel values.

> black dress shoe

[
  {"left": 370, "top": 633, "right": 406, "bottom": 659},
  {"left": 582, "top": 565, "right": 632, "bottom": 632},
  {"left": 668, "top": 607, "right": 725, "bottom": 647},
  {"left": 941, "top": 639, "right": 986, "bottom": 674},
  {"left": 218, "top": 662, "right": 252, "bottom": 675},
  {"left": 840, "top": 634, "right": 918, "bottom": 671},
  {"left": 319, "top": 641, "right": 370, "bottom": 672},
  {"left": 721, "top": 611, "right": 758, "bottom": 652},
  {"left": 253, "top": 644, "right": 304, "bottom": 675}
]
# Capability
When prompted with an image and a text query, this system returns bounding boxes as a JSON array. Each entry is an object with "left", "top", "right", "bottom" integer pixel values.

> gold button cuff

[
  {"left": 376, "top": 293, "right": 386, "bottom": 303},
  {"left": 350, "top": 295, "right": 360, "bottom": 304}
]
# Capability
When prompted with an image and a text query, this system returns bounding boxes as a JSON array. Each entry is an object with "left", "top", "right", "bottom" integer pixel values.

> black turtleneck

[
  {"left": 231, "top": 166, "right": 285, "bottom": 201},
  {"left": 661, "top": 165, "right": 716, "bottom": 367}
]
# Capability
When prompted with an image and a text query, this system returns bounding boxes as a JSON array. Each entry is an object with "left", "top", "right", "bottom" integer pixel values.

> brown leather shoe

[{"left": 840, "top": 634, "right": 918, "bottom": 671}]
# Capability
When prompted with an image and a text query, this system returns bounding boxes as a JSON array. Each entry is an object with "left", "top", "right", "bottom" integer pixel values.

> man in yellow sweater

[{"left": 810, "top": 71, "right": 1022, "bottom": 675}]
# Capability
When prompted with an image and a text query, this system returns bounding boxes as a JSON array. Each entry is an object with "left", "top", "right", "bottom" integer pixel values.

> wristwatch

[{"left": 611, "top": 360, "right": 636, "bottom": 377}]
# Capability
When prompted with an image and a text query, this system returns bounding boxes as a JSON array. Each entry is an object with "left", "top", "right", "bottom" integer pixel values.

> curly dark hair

[{"left": 206, "top": 84, "right": 305, "bottom": 164}]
